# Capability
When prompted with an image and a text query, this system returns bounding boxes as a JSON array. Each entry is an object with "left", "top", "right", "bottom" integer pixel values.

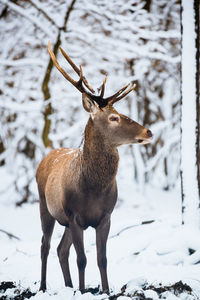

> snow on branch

[
  {"left": 2, "top": 0, "right": 54, "bottom": 38},
  {"left": 0, "top": 58, "right": 46, "bottom": 67},
  {"left": 131, "top": 46, "right": 180, "bottom": 64},
  {"left": 49, "top": 119, "right": 85, "bottom": 141},
  {"left": 0, "top": 99, "right": 43, "bottom": 112},
  {"left": 145, "top": 134, "right": 179, "bottom": 173},
  {"left": 133, "top": 28, "right": 181, "bottom": 40}
]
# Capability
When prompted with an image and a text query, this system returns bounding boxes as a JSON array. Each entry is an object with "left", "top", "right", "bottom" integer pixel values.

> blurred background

[{"left": 0, "top": 0, "right": 181, "bottom": 206}]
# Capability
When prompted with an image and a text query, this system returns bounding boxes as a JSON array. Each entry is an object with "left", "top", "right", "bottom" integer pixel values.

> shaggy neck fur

[{"left": 81, "top": 118, "right": 119, "bottom": 191}]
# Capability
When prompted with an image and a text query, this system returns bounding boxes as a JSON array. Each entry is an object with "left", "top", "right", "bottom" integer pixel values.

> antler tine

[
  {"left": 60, "top": 46, "right": 95, "bottom": 93},
  {"left": 82, "top": 77, "right": 95, "bottom": 94},
  {"left": 60, "top": 46, "right": 80, "bottom": 74},
  {"left": 109, "top": 83, "right": 136, "bottom": 105},
  {"left": 47, "top": 41, "right": 78, "bottom": 88},
  {"left": 105, "top": 83, "right": 130, "bottom": 103},
  {"left": 100, "top": 74, "right": 107, "bottom": 98},
  {"left": 77, "top": 65, "right": 83, "bottom": 85}
]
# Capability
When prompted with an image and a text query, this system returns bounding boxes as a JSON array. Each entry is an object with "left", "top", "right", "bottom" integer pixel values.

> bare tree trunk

[
  {"left": 194, "top": 0, "right": 200, "bottom": 198},
  {"left": 181, "top": 0, "right": 200, "bottom": 227},
  {"left": 42, "top": 0, "right": 76, "bottom": 148}
]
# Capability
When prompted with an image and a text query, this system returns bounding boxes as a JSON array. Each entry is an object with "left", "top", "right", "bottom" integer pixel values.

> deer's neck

[{"left": 81, "top": 119, "right": 119, "bottom": 191}]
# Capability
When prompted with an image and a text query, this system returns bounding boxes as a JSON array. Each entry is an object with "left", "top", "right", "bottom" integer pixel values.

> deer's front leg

[
  {"left": 69, "top": 220, "right": 86, "bottom": 292},
  {"left": 96, "top": 215, "right": 110, "bottom": 293}
]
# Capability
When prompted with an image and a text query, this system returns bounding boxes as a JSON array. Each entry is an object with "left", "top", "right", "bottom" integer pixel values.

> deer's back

[{"left": 36, "top": 148, "right": 78, "bottom": 190}]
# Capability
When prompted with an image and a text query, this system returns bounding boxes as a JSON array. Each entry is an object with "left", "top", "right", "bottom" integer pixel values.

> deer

[{"left": 36, "top": 41, "right": 153, "bottom": 294}]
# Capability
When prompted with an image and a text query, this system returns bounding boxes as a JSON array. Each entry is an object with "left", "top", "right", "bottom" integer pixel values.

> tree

[{"left": 181, "top": 0, "right": 200, "bottom": 227}]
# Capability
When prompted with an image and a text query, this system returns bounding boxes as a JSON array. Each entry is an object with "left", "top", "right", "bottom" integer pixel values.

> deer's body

[
  {"left": 37, "top": 42, "right": 152, "bottom": 293},
  {"left": 37, "top": 118, "right": 119, "bottom": 229}
]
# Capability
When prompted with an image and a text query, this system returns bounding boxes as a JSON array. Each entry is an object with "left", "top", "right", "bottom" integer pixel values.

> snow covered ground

[{"left": 1, "top": 179, "right": 200, "bottom": 299}]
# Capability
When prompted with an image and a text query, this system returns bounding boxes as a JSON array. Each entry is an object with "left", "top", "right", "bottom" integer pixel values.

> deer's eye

[{"left": 109, "top": 114, "right": 120, "bottom": 122}]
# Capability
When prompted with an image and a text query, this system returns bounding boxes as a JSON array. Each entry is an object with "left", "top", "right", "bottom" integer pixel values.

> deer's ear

[{"left": 82, "top": 93, "right": 98, "bottom": 115}]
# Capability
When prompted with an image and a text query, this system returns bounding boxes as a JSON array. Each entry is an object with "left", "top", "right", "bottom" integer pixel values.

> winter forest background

[
  {"left": 0, "top": 0, "right": 200, "bottom": 299},
  {"left": 0, "top": 0, "right": 182, "bottom": 204}
]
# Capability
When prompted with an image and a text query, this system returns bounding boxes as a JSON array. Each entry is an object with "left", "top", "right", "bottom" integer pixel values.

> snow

[
  {"left": 1, "top": 181, "right": 200, "bottom": 299},
  {"left": 0, "top": 58, "right": 45, "bottom": 67},
  {"left": 1, "top": 0, "right": 54, "bottom": 38}
]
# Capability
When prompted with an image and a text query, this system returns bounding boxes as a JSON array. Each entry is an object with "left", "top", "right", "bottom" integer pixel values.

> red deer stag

[{"left": 36, "top": 41, "right": 153, "bottom": 294}]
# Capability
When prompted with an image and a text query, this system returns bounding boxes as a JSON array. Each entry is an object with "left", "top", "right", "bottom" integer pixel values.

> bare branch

[
  {"left": 0, "top": 229, "right": 20, "bottom": 240},
  {"left": 28, "top": 0, "right": 59, "bottom": 29},
  {"left": 109, "top": 220, "right": 154, "bottom": 240}
]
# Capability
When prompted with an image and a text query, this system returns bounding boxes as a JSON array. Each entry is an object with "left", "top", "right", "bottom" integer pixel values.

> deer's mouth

[
  {"left": 137, "top": 138, "right": 152, "bottom": 144},
  {"left": 136, "top": 129, "right": 153, "bottom": 145}
]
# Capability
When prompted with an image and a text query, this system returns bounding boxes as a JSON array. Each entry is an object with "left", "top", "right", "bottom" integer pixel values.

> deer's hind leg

[
  {"left": 39, "top": 195, "right": 55, "bottom": 292},
  {"left": 57, "top": 227, "right": 73, "bottom": 287}
]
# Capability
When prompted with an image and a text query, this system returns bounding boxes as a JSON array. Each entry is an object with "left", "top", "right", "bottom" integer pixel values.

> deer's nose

[{"left": 147, "top": 129, "right": 153, "bottom": 138}]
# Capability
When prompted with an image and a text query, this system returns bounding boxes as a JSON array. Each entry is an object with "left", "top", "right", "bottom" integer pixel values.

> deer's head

[{"left": 48, "top": 42, "right": 153, "bottom": 147}]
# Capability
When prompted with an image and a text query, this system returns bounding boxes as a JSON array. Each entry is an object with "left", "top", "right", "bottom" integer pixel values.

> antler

[
  {"left": 105, "top": 83, "right": 136, "bottom": 105},
  {"left": 59, "top": 46, "right": 95, "bottom": 93},
  {"left": 47, "top": 41, "right": 95, "bottom": 94},
  {"left": 47, "top": 41, "right": 136, "bottom": 108}
]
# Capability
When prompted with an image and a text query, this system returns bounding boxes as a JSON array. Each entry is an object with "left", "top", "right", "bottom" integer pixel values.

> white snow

[
  {"left": 1, "top": 181, "right": 200, "bottom": 299},
  {"left": 1, "top": 0, "right": 55, "bottom": 38},
  {"left": 0, "top": 58, "right": 46, "bottom": 67}
]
